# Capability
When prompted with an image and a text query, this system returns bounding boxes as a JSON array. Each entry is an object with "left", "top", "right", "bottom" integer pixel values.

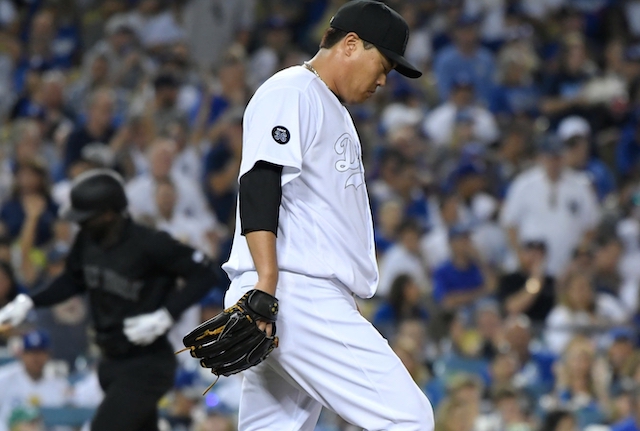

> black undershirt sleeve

[
  {"left": 239, "top": 161, "right": 283, "bottom": 236},
  {"left": 30, "top": 271, "right": 86, "bottom": 307}
]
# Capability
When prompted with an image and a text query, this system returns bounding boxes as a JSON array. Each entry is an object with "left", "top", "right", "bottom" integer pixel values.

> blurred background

[{"left": 2, "top": 0, "right": 640, "bottom": 430}]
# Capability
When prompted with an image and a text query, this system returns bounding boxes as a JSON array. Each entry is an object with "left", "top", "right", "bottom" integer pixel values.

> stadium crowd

[{"left": 2, "top": 0, "right": 640, "bottom": 430}]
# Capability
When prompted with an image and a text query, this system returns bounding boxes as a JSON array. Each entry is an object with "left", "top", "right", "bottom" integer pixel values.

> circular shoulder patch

[{"left": 272, "top": 126, "right": 290, "bottom": 144}]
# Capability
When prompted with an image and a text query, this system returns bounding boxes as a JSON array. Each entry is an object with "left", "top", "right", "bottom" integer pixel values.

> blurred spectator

[
  {"left": 433, "top": 14, "right": 496, "bottom": 105},
  {"left": 392, "top": 335, "right": 431, "bottom": 393},
  {"left": 540, "top": 33, "right": 599, "bottom": 123},
  {"left": 487, "top": 352, "right": 519, "bottom": 392},
  {"left": 122, "top": 0, "right": 186, "bottom": 52},
  {"left": 377, "top": 220, "right": 430, "bottom": 297},
  {"left": 421, "top": 193, "right": 459, "bottom": 270},
  {"left": 248, "top": 18, "right": 293, "bottom": 91},
  {"left": 374, "top": 199, "right": 403, "bottom": 257},
  {"left": 592, "top": 234, "right": 625, "bottom": 299},
  {"left": 610, "top": 386, "right": 640, "bottom": 431},
  {"left": 62, "top": 88, "right": 116, "bottom": 173},
  {"left": 423, "top": 76, "right": 499, "bottom": 149},
  {"left": 182, "top": 0, "right": 255, "bottom": 71},
  {"left": 551, "top": 336, "right": 609, "bottom": 428},
  {"left": 148, "top": 73, "right": 188, "bottom": 136},
  {"left": 545, "top": 271, "right": 628, "bottom": 355},
  {"left": 432, "top": 224, "right": 488, "bottom": 313},
  {"left": 203, "top": 108, "right": 243, "bottom": 228},
  {"left": 539, "top": 410, "right": 579, "bottom": 431},
  {"left": 0, "top": 161, "right": 57, "bottom": 247},
  {"left": 490, "top": 45, "right": 541, "bottom": 123},
  {"left": 126, "top": 138, "right": 216, "bottom": 229},
  {"left": 373, "top": 274, "right": 429, "bottom": 340},
  {"left": 0, "top": 330, "right": 69, "bottom": 431},
  {"left": 497, "top": 240, "right": 556, "bottom": 324},
  {"left": 558, "top": 116, "right": 616, "bottom": 202},
  {"left": 606, "top": 327, "right": 637, "bottom": 395},
  {"left": 166, "top": 118, "right": 203, "bottom": 184},
  {"left": 84, "top": 17, "right": 153, "bottom": 91},
  {"left": 500, "top": 134, "right": 600, "bottom": 276},
  {"left": 66, "top": 54, "right": 112, "bottom": 116},
  {"left": 476, "top": 387, "right": 534, "bottom": 431},
  {"left": 475, "top": 300, "right": 504, "bottom": 361},
  {"left": 503, "top": 315, "right": 556, "bottom": 399},
  {"left": 153, "top": 177, "right": 214, "bottom": 256}
]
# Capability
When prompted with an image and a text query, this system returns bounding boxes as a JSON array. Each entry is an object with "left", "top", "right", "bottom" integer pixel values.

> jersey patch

[{"left": 272, "top": 126, "right": 290, "bottom": 144}]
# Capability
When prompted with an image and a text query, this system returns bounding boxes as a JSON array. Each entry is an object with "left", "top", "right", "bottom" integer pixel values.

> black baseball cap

[{"left": 330, "top": 0, "right": 422, "bottom": 79}]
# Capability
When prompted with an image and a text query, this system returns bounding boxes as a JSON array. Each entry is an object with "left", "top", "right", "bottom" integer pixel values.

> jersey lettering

[
  {"left": 334, "top": 133, "right": 364, "bottom": 189},
  {"left": 84, "top": 265, "right": 144, "bottom": 301}
]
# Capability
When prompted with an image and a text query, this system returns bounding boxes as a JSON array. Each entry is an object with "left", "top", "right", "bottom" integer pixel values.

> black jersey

[{"left": 31, "top": 218, "right": 217, "bottom": 357}]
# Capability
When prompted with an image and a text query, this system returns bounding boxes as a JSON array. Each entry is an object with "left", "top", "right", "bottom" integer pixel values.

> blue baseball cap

[
  {"left": 453, "top": 160, "right": 486, "bottom": 179},
  {"left": 22, "top": 329, "right": 51, "bottom": 351},
  {"left": 609, "top": 327, "right": 634, "bottom": 343}
]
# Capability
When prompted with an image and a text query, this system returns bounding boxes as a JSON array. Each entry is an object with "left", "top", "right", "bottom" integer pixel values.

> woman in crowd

[{"left": 545, "top": 271, "right": 628, "bottom": 354}]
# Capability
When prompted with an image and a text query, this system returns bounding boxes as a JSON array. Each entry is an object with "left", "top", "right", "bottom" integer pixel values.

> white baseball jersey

[
  {"left": 0, "top": 361, "right": 69, "bottom": 431},
  {"left": 222, "top": 66, "right": 379, "bottom": 298}
]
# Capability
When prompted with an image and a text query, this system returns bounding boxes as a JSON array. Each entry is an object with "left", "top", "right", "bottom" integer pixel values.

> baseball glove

[{"left": 181, "top": 289, "right": 279, "bottom": 378}]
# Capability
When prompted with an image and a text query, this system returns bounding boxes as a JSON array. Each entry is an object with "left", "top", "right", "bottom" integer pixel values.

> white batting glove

[
  {"left": 123, "top": 308, "right": 173, "bottom": 346},
  {"left": 0, "top": 294, "right": 33, "bottom": 327}
]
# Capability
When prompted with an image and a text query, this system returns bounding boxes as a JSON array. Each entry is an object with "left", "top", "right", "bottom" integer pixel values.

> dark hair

[
  {"left": 0, "top": 260, "right": 18, "bottom": 303},
  {"left": 540, "top": 410, "right": 574, "bottom": 431},
  {"left": 320, "top": 27, "right": 375, "bottom": 50},
  {"left": 388, "top": 274, "right": 413, "bottom": 316},
  {"left": 395, "top": 219, "right": 421, "bottom": 237},
  {"left": 13, "top": 160, "right": 50, "bottom": 198}
]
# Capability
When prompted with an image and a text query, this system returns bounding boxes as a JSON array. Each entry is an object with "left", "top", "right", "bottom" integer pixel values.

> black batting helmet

[{"left": 61, "top": 169, "right": 128, "bottom": 223}]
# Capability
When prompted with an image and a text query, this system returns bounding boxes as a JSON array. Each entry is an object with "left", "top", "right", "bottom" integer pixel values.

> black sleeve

[
  {"left": 146, "top": 230, "right": 218, "bottom": 319},
  {"left": 239, "top": 161, "right": 283, "bottom": 236},
  {"left": 30, "top": 271, "right": 86, "bottom": 307},
  {"left": 31, "top": 237, "right": 86, "bottom": 307}
]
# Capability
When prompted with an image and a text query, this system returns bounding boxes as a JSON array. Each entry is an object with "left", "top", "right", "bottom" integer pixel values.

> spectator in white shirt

[
  {"left": 422, "top": 75, "right": 499, "bottom": 149},
  {"left": 545, "top": 271, "right": 628, "bottom": 355},
  {"left": 500, "top": 134, "right": 600, "bottom": 276},
  {"left": 126, "top": 138, "right": 216, "bottom": 229},
  {"left": 378, "top": 220, "right": 430, "bottom": 298},
  {"left": 0, "top": 330, "right": 69, "bottom": 431}
]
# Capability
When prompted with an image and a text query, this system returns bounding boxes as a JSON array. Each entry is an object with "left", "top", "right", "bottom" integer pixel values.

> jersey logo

[
  {"left": 272, "top": 126, "right": 290, "bottom": 144},
  {"left": 334, "top": 133, "right": 364, "bottom": 189}
]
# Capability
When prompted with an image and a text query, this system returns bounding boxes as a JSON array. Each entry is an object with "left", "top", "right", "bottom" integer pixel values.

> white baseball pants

[{"left": 224, "top": 271, "right": 435, "bottom": 431}]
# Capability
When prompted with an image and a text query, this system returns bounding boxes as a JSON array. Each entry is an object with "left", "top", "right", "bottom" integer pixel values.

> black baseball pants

[{"left": 91, "top": 343, "right": 176, "bottom": 431}]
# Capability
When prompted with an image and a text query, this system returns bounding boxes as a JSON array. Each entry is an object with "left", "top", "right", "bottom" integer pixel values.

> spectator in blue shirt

[
  {"left": 432, "top": 224, "right": 487, "bottom": 312},
  {"left": 203, "top": 109, "right": 243, "bottom": 228},
  {"left": 616, "top": 121, "right": 640, "bottom": 181},
  {"left": 63, "top": 88, "right": 116, "bottom": 173},
  {"left": 611, "top": 387, "right": 640, "bottom": 431},
  {"left": 558, "top": 116, "right": 616, "bottom": 201},
  {"left": 504, "top": 315, "right": 557, "bottom": 400},
  {"left": 0, "top": 160, "right": 58, "bottom": 247},
  {"left": 489, "top": 47, "right": 540, "bottom": 124},
  {"left": 433, "top": 14, "right": 496, "bottom": 105}
]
